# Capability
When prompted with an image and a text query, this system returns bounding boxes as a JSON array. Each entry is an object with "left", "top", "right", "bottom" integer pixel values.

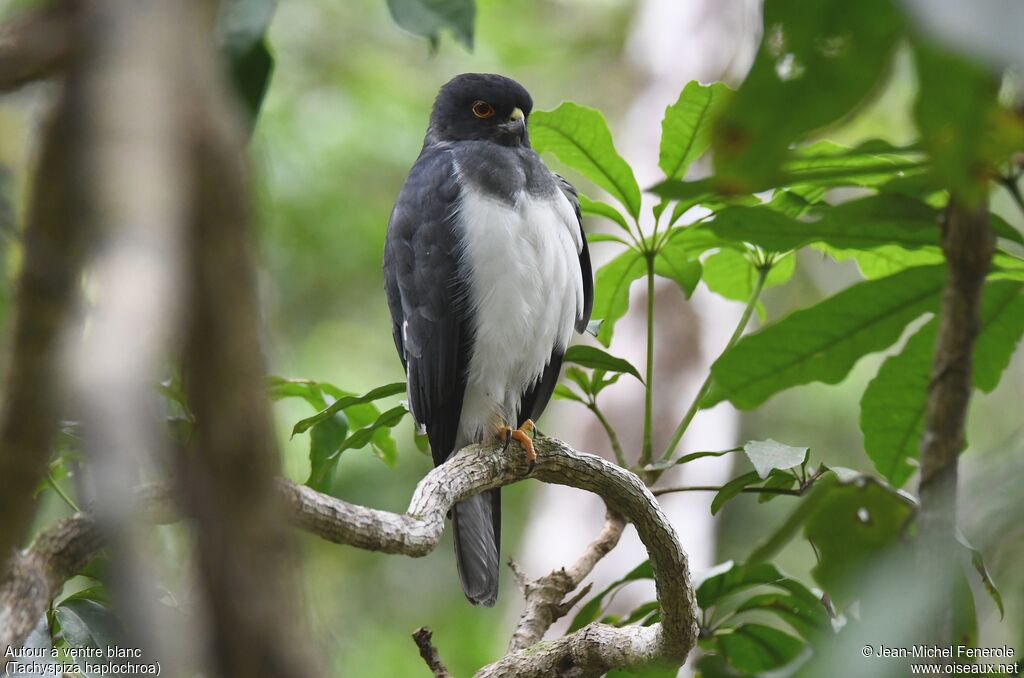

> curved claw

[{"left": 498, "top": 419, "right": 536, "bottom": 473}]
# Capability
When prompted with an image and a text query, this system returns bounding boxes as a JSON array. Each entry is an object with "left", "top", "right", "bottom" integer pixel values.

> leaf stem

[
  {"left": 639, "top": 253, "right": 657, "bottom": 467},
  {"left": 47, "top": 472, "right": 81, "bottom": 513},
  {"left": 652, "top": 485, "right": 802, "bottom": 497},
  {"left": 658, "top": 263, "right": 770, "bottom": 464},
  {"left": 587, "top": 400, "right": 627, "bottom": 467}
]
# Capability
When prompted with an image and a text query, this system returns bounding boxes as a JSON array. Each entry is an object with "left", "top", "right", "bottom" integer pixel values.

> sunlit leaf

[
  {"left": 653, "top": 242, "right": 702, "bottom": 298},
  {"left": 701, "top": 249, "right": 794, "bottom": 316},
  {"left": 292, "top": 382, "right": 405, "bottom": 436},
  {"left": 660, "top": 81, "right": 730, "bottom": 180},
  {"left": 579, "top": 193, "right": 633, "bottom": 234},
  {"left": 531, "top": 103, "right": 642, "bottom": 218}
]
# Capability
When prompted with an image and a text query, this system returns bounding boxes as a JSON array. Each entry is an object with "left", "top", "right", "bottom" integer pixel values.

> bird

[{"left": 383, "top": 73, "right": 593, "bottom": 606}]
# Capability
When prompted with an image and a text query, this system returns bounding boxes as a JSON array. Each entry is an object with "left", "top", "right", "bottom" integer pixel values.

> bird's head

[{"left": 427, "top": 73, "right": 533, "bottom": 147}]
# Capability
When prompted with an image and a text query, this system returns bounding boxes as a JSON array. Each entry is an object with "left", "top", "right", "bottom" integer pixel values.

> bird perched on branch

[{"left": 383, "top": 73, "right": 593, "bottom": 606}]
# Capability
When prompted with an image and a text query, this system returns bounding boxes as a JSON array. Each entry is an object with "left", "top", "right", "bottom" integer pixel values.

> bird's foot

[{"left": 499, "top": 419, "right": 536, "bottom": 473}]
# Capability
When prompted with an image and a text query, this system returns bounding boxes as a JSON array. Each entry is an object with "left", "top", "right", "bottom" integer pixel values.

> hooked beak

[{"left": 500, "top": 107, "right": 527, "bottom": 141}]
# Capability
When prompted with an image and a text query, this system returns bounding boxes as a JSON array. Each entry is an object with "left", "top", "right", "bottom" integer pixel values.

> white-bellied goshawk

[{"left": 383, "top": 73, "right": 593, "bottom": 606}]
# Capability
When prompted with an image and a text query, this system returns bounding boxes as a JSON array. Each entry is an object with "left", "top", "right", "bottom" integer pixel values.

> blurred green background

[{"left": 1, "top": 0, "right": 1021, "bottom": 675}]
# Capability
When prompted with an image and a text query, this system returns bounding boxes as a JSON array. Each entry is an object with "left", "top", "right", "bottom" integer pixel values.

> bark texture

[{"left": 917, "top": 200, "right": 994, "bottom": 652}]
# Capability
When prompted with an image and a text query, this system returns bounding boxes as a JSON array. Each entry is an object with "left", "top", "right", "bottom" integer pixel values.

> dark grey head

[{"left": 426, "top": 73, "right": 533, "bottom": 147}]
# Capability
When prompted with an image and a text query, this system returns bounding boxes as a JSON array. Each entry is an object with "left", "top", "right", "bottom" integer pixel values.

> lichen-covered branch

[
  {"left": 506, "top": 511, "right": 626, "bottom": 653},
  {"left": 2, "top": 437, "right": 698, "bottom": 677}
]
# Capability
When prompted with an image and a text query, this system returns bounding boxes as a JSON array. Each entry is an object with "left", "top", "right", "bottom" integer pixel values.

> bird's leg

[{"left": 498, "top": 419, "right": 536, "bottom": 472}]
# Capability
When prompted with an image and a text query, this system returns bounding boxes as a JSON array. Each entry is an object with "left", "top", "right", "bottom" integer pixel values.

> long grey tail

[{"left": 452, "top": 488, "right": 500, "bottom": 606}]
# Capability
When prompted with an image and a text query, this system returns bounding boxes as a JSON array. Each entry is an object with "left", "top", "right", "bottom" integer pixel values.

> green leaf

[
  {"left": 708, "top": 195, "right": 941, "bottom": 252},
  {"left": 579, "top": 193, "right": 632, "bottom": 234},
  {"left": 335, "top": 405, "right": 407, "bottom": 465},
  {"left": 759, "top": 469, "right": 798, "bottom": 503},
  {"left": 701, "top": 249, "right": 794, "bottom": 313},
  {"left": 660, "top": 81, "right": 730, "bottom": 180},
  {"left": 956, "top": 530, "right": 1004, "bottom": 619},
  {"left": 644, "top": 447, "right": 740, "bottom": 472},
  {"left": 216, "top": 0, "right": 277, "bottom": 129},
  {"left": 305, "top": 412, "right": 349, "bottom": 492},
  {"left": 991, "top": 212, "right": 1024, "bottom": 247},
  {"left": 591, "top": 249, "right": 646, "bottom": 346},
  {"left": 586, "top": 233, "right": 631, "bottom": 246},
  {"left": 552, "top": 384, "right": 586, "bottom": 403},
  {"left": 531, "top": 103, "right": 642, "bottom": 219},
  {"left": 711, "top": 0, "right": 904, "bottom": 187},
  {"left": 711, "top": 471, "right": 761, "bottom": 515},
  {"left": 784, "top": 139, "right": 927, "bottom": 191},
  {"left": 860, "top": 281, "right": 1024, "bottom": 486},
  {"left": 653, "top": 242, "right": 702, "bottom": 298},
  {"left": 563, "top": 345, "right": 642, "bottom": 381},
  {"left": 821, "top": 243, "right": 945, "bottom": 279},
  {"left": 292, "top": 382, "right": 405, "bottom": 436},
  {"left": 385, "top": 0, "right": 475, "bottom": 48},
  {"left": 697, "top": 561, "right": 796, "bottom": 608},
  {"left": 743, "top": 440, "right": 808, "bottom": 480},
  {"left": 715, "top": 624, "right": 805, "bottom": 673},
  {"left": 805, "top": 478, "right": 914, "bottom": 607},
  {"left": 704, "top": 265, "right": 946, "bottom": 409},
  {"left": 267, "top": 376, "right": 327, "bottom": 408},
  {"left": 568, "top": 560, "right": 653, "bottom": 632},
  {"left": 735, "top": 592, "right": 830, "bottom": 639}
]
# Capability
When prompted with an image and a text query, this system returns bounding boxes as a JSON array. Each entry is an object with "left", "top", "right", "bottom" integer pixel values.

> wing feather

[{"left": 384, "top": 149, "right": 473, "bottom": 467}]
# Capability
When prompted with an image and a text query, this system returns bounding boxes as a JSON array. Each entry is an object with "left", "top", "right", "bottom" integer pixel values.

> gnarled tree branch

[
  {"left": 506, "top": 511, "right": 626, "bottom": 654},
  {"left": 2, "top": 437, "right": 698, "bottom": 677}
]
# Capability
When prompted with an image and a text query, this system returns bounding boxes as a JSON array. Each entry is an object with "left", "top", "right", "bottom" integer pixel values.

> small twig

[
  {"left": 653, "top": 485, "right": 801, "bottom": 497},
  {"left": 412, "top": 627, "right": 453, "bottom": 678},
  {"left": 654, "top": 465, "right": 827, "bottom": 498},
  {"left": 659, "top": 263, "right": 770, "bottom": 465},
  {"left": 506, "top": 510, "right": 627, "bottom": 653}
]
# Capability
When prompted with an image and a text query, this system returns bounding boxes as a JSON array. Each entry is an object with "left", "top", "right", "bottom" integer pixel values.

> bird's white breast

[{"left": 455, "top": 180, "right": 582, "bottom": 441}]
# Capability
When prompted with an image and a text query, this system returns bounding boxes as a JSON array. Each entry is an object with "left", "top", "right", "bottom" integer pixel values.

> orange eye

[{"left": 472, "top": 101, "right": 495, "bottom": 119}]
